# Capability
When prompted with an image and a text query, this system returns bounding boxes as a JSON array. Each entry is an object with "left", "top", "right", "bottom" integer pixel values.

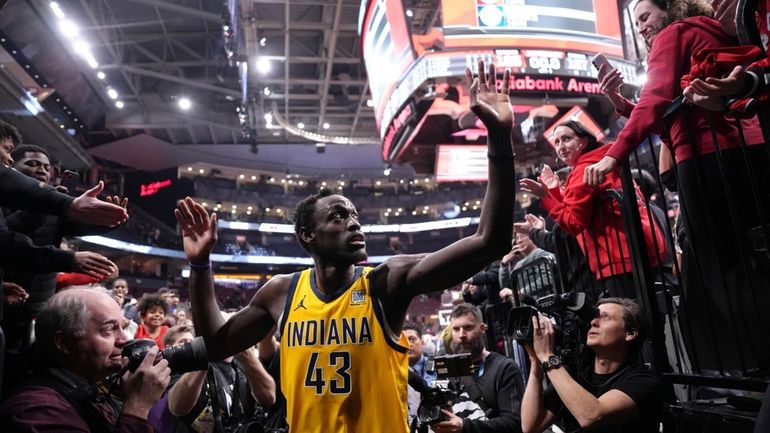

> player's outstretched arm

[
  {"left": 383, "top": 60, "right": 515, "bottom": 299},
  {"left": 175, "top": 197, "right": 277, "bottom": 360}
]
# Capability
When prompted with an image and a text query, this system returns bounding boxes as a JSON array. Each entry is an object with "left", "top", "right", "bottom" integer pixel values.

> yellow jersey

[{"left": 279, "top": 266, "right": 409, "bottom": 433}]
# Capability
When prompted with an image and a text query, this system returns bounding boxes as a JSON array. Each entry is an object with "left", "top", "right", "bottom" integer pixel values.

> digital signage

[{"left": 441, "top": 0, "right": 624, "bottom": 57}]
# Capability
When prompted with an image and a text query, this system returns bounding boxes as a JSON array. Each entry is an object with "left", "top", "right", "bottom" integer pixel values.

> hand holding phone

[{"left": 591, "top": 53, "right": 611, "bottom": 72}]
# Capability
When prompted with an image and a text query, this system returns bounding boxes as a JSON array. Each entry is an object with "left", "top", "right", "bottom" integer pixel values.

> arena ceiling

[{"left": 0, "top": 0, "right": 441, "bottom": 174}]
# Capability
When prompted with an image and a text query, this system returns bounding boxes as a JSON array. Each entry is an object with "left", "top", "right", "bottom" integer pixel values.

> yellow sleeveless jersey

[{"left": 279, "top": 266, "right": 409, "bottom": 433}]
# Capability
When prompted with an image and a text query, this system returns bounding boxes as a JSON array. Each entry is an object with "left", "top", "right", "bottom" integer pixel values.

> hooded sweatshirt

[
  {"left": 607, "top": 16, "right": 763, "bottom": 164},
  {"left": 541, "top": 144, "right": 665, "bottom": 279}
]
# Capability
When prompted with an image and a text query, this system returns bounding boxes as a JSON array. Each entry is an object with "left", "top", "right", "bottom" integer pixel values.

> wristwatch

[{"left": 541, "top": 355, "right": 563, "bottom": 373}]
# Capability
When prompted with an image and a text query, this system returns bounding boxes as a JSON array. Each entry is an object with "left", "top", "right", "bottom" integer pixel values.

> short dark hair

[
  {"left": 556, "top": 120, "right": 602, "bottom": 155},
  {"left": 450, "top": 303, "right": 483, "bottom": 323},
  {"left": 631, "top": 168, "right": 657, "bottom": 200},
  {"left": 0, "top": 120, "right": 22, "bottom": 147},
  {"left": 136, "top": 293, "right": 169, "bottom": 316},
  {"left": 293, "top": 188, "right": 335, "bottom": 253},
  {"left": 402, "top": 321, "right": 423, "bottom": 337},
  {"left": 11, "top": 144, "right": 49, "bottom": 163},
  {"left": 596, "top": 297, "right": 647, "bottom": 354}
]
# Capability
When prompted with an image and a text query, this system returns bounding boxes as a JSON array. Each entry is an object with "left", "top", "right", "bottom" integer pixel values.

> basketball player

[{"left": 175, "top": 60, "right": 516, "bottom": 433}]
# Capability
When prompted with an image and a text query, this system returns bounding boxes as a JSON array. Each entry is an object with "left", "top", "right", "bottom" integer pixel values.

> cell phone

[
  {"left": 59, "top": 170, "right": 79, "bottom": 195},
  {"left": 591, "top": 53, "right": 612, "bottom": 72}
]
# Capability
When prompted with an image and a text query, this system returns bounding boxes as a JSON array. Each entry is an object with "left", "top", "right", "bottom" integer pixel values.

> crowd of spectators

[{"left": 2, "top": 1, "right": 770, "bottom": 432}]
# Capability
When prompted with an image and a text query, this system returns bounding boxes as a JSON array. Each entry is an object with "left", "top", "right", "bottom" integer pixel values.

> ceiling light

[
  {"left": 59, "top": 19, "right": 79, "bottom": 38},
  {"left": 96, "top": 71, "right": 106, "bottom": 80},
  {"left": 178, "top": 97, "right": 192, "bottom": 110},
  {"left": 187, "top": 167, "right": 192, "bottom": 171},
  {"left": 115, "top": 100, "right": 124, "bottom": 109},
  {"left": 72, "top": 40, "right": 90, "bottom": 56},
  {"left": 366, "top": 99, "right": 374, "bottom": 107},
  {"left": 106, "top": 88, "right": 118, "bottom": 99},
  {"left": 199, "top": 169, "right": 205, "bottom": 174},
  {"left": 50, "top": 2, "right": 65, "bottom": 19},
  {"left": 251, "top": 175, "right": 256, "bottom": 180},
  {"left": 322, "top": 122, "right": 330, "bottom": 129},
  {"left": 239, "top": 174, "right": 245, "bottom": 179},
  {"left": 297, "top": 122, "right": 305, "bottom": 129},
  {"left": 263, "top": 87, "right": 271, "bottom": 96},
  {"left": 406, "top": 9, "right": 413, "bottom": 17},
  {"left": 259, "top": 37, "right": 267, "bottom": 47},
  {"left": 256, "top": 57, "right": 271, "bottom": 74}
]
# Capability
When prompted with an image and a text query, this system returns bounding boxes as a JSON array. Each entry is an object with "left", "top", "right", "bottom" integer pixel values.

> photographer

[
  {"left": 521, "top": 298, "right": 662, "bottom": 433},
  {"left": 0, "top": 287, "right": 170, "bottom": 432},
  {"left": 431, "top": 303, "right": 524, "bottom": 433},
  {"left": 165, "top": 317, "right": 275, "bottom": 433}
]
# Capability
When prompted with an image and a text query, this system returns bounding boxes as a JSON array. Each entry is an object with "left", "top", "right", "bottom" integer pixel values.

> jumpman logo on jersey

[{"left": 294, "top": 294, "right": 308, "bottom": 311}]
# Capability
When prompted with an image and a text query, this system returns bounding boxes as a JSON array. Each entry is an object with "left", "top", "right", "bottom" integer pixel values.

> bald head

[{"left": 36, "top": 287, "right": 129, "bottom": 380}]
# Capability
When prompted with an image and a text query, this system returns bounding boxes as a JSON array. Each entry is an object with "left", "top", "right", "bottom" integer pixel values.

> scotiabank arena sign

[{"left": 507, "top": 74, "right": 601, "bottom": 95}]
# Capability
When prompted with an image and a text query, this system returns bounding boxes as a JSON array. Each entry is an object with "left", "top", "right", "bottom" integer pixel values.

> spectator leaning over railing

[
  {"left": 519, "top": 121, "right": 665, "bottom": 299},
  {"left": 586, "top": 0, "right": 770, "bottom": 372}
]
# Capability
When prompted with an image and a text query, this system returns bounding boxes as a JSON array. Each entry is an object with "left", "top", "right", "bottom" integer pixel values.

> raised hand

[
  {"left": 598, "top": 64, "right": 624, "bottom": 96},
  {"left": 539, "top": 164, "right": 559, "bottom": 190},
  {"left": 525, "top": 214, "right": 546, "bottom": 231},
  {"left": 105, "top": 195, "right": 129, "bottom": 209},
  {"left": 74, "top": 251, "right": 118, "bottom": 279},
  {"left": 519, "top": 178, "right": 549, "bottom": 198},
  {"left": 67, "top": 181, "right": 129, "bottom": 226},
  {"left": 175, "top": 197, "right": 218, "bottom": 265},
  {"left": 3, "top": 282, "right": 29, "bottom": 305},
  {"left": 464, "top": 60, "right": 513, "bottom": 132}
]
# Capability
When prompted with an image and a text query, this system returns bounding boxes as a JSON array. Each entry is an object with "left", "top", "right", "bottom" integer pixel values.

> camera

[
  {"left": 506, "top": 292, "right": 595, "bottom": 367},
  {"left": 413, "top": 354, "right": 477, "bottom": 428},
  {"left": 122, "top": 337, "right": 209, "bottom": 374}
]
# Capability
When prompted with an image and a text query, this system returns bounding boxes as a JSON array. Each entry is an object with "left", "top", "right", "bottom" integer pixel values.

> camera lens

[{"left": 160, "top": 336, "right": 209, "bottom": 373}]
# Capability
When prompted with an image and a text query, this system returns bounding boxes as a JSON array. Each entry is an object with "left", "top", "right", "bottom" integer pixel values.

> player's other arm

[
  {"left": 385, "top": 60, "right": 515, "bottom": 298},
  {"left": 176, "top": 197, "right": 281, "bottom": 360}
]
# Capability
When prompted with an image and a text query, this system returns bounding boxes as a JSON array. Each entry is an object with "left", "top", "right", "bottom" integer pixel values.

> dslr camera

[
  {"left": 122, "top": 336, "right": 209, "bottom": 374},
  {"left": 413, "top": 353, "right": 477, "bottom": 430},
  {"left": 506, "top": 292, "right": 594, "bottom": 366}
]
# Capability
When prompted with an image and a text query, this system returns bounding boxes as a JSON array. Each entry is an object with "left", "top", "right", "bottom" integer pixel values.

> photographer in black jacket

[{"left": 431, "top": 303, "right": 524, "bottom": 433}]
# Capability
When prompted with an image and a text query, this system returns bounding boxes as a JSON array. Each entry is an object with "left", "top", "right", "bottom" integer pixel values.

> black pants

[{"left": 677, "top": 144, "right": 770, "bottom": 374}]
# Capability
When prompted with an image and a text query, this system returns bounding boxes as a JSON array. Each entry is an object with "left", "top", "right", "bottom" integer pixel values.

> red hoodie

[
  {"left": 607, "top": 16, "right": 763, "bottom": 164},
  {"left": 540, "top": 144, "right": 665, "bottom": 279}
]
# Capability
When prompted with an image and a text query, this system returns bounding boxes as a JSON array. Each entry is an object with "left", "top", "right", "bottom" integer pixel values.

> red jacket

[
  {"left": 607, "top": 16, "right": 762, "bottom": 164},
  {"left": 541, "top": 145, "right": 665, "bottom": 279}
]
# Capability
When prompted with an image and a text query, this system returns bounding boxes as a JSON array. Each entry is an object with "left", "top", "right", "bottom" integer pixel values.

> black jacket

[
  {"left": 0, "top": 166, "right": 78, "bottom": 319},
  {"left": 4, "top": 210, "right": 112, "bottom": 306}
]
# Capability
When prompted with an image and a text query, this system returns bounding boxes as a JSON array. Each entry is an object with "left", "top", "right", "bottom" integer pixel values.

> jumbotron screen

[{"left": 442, "top": 0, "right": 624, "bottom": 57}]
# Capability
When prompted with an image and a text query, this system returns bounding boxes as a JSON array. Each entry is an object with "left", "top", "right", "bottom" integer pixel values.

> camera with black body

[
  {"left": 412, "top": 353, "right": 477, "bottom": 431},
  {"left": 506, "top": 292, "right": 594, "bottom": 368},
  {"left": 122, "top": 336, "right": 209, "bottom": 374}
]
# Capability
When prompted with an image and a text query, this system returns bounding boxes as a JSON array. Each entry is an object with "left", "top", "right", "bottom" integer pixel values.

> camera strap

[
  {"left": 460, "top": 358, "right": 498, "bottom": 418},
  {"left": 205, "top": 365, "right": 226, "bottom": 433},
  {"left": 21, "top": 368, "right": 117, "bottom": 433}
]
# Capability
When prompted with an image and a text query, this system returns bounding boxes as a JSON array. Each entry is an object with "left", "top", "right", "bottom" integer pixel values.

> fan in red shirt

[
  {"left": 133, "top": 293, "right": 170, "bottom": 349},
  {"left": 520, "top": 121, "right": 665, "bottom": 299},
  {"left": 586, "top": 0, "right": 770, "bottom": 373}
]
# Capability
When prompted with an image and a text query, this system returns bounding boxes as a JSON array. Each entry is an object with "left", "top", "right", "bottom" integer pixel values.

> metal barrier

[{"left": 512, "top": 4, "right": 770, "bottom": 428}]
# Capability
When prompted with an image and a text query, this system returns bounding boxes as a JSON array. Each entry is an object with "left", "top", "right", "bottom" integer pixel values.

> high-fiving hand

[
  {"left": 464, "top": 60, "right": 514, "bottom": 135},
  {"left": 175, "top": 197, "right": 218, "bottom": 265}
]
